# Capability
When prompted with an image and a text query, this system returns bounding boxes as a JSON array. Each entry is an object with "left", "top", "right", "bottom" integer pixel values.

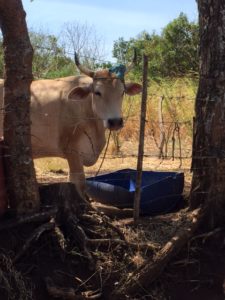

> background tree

[
  {"left": 113, "top": 13, "right": 199, "bottom": 79},
  {"left": 0, "top": 0, "right": 39, "bottom": 213},
  {"left": 0, "top": 15, "right": 198, "bottom": 80},
  {"left": 190, "top": 0, "right": 225, "bottom": 227},
  {"left": 30, "top": 30, "right": 74, "bottom": 78},
  {"left": 113, "top": 37, "right": 130, "bottom": 64},
  {"left": 0, "top": 21, "right": 107, "bottom": 80},
  {"left": 160, "top": 12, "right": 199, "bottom": 77},
  {"left": 61, "top": 21, "right": 105, "bottom": 68}
]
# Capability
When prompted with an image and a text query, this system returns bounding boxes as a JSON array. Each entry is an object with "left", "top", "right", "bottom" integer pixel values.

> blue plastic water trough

[{"left": 86, "top": 169, "right": 184, "bottom": 216}]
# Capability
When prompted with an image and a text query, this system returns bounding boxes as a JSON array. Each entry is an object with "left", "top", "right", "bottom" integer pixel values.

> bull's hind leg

[{"left": 67, "top": 155, "right": 86, "bottom": 198}]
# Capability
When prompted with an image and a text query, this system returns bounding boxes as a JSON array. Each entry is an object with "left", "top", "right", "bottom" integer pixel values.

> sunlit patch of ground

[
  {"left": 35, "top": 155, "right": 192, "bottom": 195},
  {"left": 33, "top": 134, "right": 193, "bottom": 300}
]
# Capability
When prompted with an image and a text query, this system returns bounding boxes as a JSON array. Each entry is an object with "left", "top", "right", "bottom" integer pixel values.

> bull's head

[{"left": 68, "top": 53, "right": 142, "bottom": 131}]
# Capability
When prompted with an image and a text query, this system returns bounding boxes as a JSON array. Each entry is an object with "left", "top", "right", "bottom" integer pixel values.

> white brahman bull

[{"left": 0, "top": 54, "right": 142, "bottom": 196}]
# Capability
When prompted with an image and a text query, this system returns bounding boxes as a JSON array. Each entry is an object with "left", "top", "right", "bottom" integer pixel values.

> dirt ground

[
  {"left": 34, "top": 156, "right": 225, "bottom": 300},
  {"left": 0, "top": 155, "right": 223, "bottom": 300},
  {"left": 0, "top": 207, "right": 224, "bottom": 300},
  {"left": 165, "top": 231, "right": 225, "bottom": 300}
]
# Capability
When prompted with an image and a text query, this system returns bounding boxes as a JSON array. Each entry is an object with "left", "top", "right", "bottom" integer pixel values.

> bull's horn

[
  {"left": 125, "top": 48, "right": 137, "bottom": 74},
  {"left": 74, "top": 52, "right": 95, "bottom": 78}
]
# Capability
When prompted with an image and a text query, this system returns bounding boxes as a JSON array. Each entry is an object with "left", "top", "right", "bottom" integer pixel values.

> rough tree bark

[
  {"left": 0, "top": 0, "right": 40, "bottom": 214},
  {"left": 190, "top": 0, "right": 225, "bottom": 227},
  {"left": 111, "top": 2, "right": 225, "bottom": 297}
]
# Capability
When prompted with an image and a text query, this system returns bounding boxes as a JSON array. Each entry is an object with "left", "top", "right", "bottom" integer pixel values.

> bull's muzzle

[{"left": 107, "top": 118, "right": 124, "bottom": 130}]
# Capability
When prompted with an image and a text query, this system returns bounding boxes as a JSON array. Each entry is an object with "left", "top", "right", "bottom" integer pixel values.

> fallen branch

[
  {"left": 13, "top": 222, "right": 55, "bottom": 262},
  {"left": 113, "top": 208, "right": 202, "bottom": 298}
]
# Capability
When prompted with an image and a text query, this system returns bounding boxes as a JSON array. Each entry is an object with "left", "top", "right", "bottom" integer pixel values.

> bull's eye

[{"left": 94, "top": 91, "right": 101, "bottom": 97}]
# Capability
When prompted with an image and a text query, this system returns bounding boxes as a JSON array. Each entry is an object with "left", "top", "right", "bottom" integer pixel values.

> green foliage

[
  {"left": 95, "top": 61, "right": 113, "bottom": 69},
  {"left": 0, "top": 13, "right": 199, "bottom": 81},
  {"left": 29, "top": 31, "right": 75, "bottom": 78},
  {"left": 160, "top": 13, "right": 199, "bottom": 77},
  {"left": 113, "top": 13, "right": 199, "bottom": 79},
  {"left": 113, "top": 37, "right": 130, "bottom": 64},
  {"left": 0, "top": 30, "right": 77, "bottom": 79}
]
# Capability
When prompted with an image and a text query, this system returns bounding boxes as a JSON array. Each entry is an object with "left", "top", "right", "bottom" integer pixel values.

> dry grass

[
  {"left": 89, "top": 207, "right": 193, "bottom": 299},
  {"left": 33, "top": 77, "right": 197, "bottom": 299},
  {"left": 35, "top": 78, "right": 196, "bottom": 194},
  {"left": 35, "top": 156, "right": 192, "bottom": 192},
  {"left": 0, "top": 253, "right": 32, "bottom": 300},
  {"left": 112, "top": 208, "right": 191, "bottom": 249}
]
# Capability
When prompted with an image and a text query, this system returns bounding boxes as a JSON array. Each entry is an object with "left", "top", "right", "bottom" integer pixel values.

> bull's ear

[
  {"left": 125, "top": 83, "right": 142, "bottom": 96},
  {"left": 68, "top": 86, "right": 91, "bottom": 100}
]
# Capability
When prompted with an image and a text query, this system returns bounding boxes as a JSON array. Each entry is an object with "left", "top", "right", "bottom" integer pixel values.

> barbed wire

[
  {"left": 0, "top": 117, "right": 193, "bottom": 126},
  {"left": 0, "top": 45, "right": 201, "bottom": 183},
  {"left": 5, "top": 151, "right": 225, "bottom": 161}
]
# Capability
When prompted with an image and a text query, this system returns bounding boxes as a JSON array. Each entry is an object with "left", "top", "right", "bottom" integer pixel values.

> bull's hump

[
  {"left": 94, "top": 69, "right": 110, "bottom": 78},
  {"left": 56, "top": 75, "right": 92, "bottom": 86}
]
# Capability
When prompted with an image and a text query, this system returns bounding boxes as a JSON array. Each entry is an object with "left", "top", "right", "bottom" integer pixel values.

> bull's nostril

[
  {"left": 108, "top": 118, "right": 123, "bottom": 129},
  {"left": 108, "top": 119, "right": 114, "bottom": 127},
  {"left": 119, "top": 118, "right": 123, "bottom": 127}
]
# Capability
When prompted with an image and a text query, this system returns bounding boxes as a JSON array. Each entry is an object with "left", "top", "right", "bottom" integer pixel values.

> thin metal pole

[{"left": 133, "top": 54, "right": 148, "bottom": 223}]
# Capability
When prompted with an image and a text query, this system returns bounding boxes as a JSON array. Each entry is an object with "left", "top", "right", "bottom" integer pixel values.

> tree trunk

[
  {"left": 190, "top": 0, "right": 225, "bottom": 227},
  {"left": 0, "top": 0, "right": 40, "bottom": 214}
]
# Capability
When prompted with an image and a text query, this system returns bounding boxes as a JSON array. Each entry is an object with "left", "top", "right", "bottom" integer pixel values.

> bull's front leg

[{"left": 67, "top": 154, "right": 86, "bottom": 197}]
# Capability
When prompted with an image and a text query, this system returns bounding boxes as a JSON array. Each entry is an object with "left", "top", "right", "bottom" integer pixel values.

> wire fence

[
  {"left": 0, "top": 46, "right": 199, "bottom": 185},
  {"left": 0, "top": 95, "right": 196, "bottom": 173}
]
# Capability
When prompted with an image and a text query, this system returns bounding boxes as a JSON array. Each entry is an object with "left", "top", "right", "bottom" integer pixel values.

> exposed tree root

[
  {"left": 13, "top": 222, "right": 55, "bottom": 263},
  {"left": 80, "top": 212, "right": 126, "bottom": 241},
  {"left": 100, "top": 214, "right": 126, "bottom": 241},
  {"left": 0, "top": 182, "right": 206, "bottom": 300},
  {"left": 0, "top": 208, "right": 57, "bottom": 231}
]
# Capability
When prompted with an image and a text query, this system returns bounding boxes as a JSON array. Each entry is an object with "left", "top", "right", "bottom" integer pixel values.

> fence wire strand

[{"left": 0, "top": 47, "right": 199, "bottom": 187}]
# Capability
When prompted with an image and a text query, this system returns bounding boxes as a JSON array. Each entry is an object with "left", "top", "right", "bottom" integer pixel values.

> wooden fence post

[
  {"left": 133, "top": 54, "right": 148, "bottom": 223},
  {"left": 158, "top": 95, "right": 166, "bottom": 158}
]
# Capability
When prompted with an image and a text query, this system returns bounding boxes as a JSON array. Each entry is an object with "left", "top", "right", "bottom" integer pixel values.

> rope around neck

[{"left": 95, "top": 130, "right": 112, "bottom": 177}]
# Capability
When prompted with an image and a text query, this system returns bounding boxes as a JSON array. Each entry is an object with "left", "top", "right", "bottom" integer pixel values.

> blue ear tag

[{"left": 109, "top": 64, "right": 126, "bottom": 80}]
